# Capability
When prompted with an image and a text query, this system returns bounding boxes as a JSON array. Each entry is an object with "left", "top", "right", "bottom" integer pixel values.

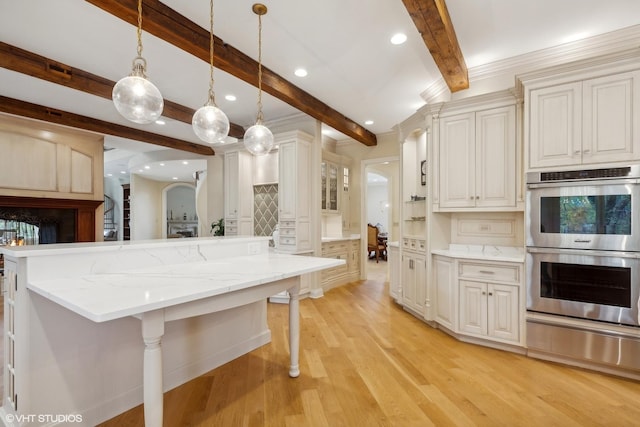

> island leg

[
  {"left": 141, "top": 310, "right": 165, "bottom": 427},
  {"left": 288, "top": 283, "right": 301, "bottom": 377}
]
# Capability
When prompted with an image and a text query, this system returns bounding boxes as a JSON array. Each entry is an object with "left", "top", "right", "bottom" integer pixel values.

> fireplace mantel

[{"left": 0, "top": 196, "right": 102, "bottom": 242}]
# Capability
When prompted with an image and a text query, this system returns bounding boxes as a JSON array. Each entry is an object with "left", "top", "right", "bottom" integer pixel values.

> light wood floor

[{"left": 92, "top": 260, "right": 638, "bottom": 426}]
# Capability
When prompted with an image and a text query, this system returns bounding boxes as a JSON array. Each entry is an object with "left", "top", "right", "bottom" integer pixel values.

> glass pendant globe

[
  {"left": 112, "top": 75, "right": 164, "bottom": 124},
  {"left": 243, "top": 123, "right": 274, "bottom": 156},
  {"left": 192, "top": 104, "right": 230, "bottom": 143}
]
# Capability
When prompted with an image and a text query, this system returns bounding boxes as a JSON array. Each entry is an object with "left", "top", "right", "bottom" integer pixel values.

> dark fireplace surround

[{"left": 0, "top": 195, "right": 102, "bottom": 243}]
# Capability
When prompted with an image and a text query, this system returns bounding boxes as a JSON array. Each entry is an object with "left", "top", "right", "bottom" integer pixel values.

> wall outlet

[{"left": 248, "top": 242, "right": 260, "bottom": 254}]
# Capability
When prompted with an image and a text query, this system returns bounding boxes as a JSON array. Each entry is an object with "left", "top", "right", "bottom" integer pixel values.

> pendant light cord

[
  {"left": 208, "top": 0, "right": 216, "bottom": 105},
  {"left": 136, "top": 0, "right": 143, "bottom": 58},
  {"left": 256, "top": 12, "right": 264, "bottom": 123}
]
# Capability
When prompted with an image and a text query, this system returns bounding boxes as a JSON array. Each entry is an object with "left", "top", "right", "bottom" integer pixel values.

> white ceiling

[{"left": 1, "top": 0, "right": 640, "bottom": 182}]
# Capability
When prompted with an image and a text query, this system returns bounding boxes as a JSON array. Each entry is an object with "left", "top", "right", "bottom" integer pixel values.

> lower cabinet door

[
  {"left": 459, "top": 280, "right": 487, "bottom": 336},
  {"left": 487, "top": 283, "right": 519, "bottom": 342}
]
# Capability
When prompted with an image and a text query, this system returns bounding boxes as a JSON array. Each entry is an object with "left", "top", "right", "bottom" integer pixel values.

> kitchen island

[{"left": 0, "top": 237, "right": 344, "bottom": 427}]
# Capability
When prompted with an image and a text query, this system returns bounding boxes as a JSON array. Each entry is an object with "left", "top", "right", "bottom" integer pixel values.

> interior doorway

[
  {"left": 162, "top": 183, "right": 197, "bottom": 238},
  {"left": 361, "top": 157, "right": 399, "bottom": 280}
]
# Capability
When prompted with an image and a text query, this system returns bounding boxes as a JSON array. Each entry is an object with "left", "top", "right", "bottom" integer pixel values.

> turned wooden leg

[
  {"left": 287, "top": 284, "right": 301, "bottom": 378},
  {"left": 141, "top": 310, "right": 165, "bottom": 427}
]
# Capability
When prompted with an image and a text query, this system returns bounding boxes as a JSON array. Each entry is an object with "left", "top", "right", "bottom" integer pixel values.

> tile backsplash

[{"left": 254, "top": 184, "right": 278, "bottom": 237}]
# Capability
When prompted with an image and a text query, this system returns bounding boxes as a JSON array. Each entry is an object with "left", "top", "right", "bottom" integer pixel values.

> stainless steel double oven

[{"left": 526, "top": 165, "right": 640, "bottom": 327}]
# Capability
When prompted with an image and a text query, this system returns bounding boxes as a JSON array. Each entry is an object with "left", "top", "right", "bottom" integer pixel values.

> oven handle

[
  {"left": 527, "top": 246, "right": 640, "bottom": 259},
  {"left": 527, "top": 178, "right": 640, "bottom": 189}
]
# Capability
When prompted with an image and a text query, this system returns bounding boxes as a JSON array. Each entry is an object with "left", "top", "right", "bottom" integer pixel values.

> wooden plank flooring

[{"left": 98, "top": 261, "right": 640, "bottom": 426}]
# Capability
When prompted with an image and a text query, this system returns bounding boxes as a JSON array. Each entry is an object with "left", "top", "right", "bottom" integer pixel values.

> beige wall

[
  {"left": 130, "top": 174, "right": 166, "bottom": 240},
  {"left": 336, "top": 131, "right": 400, "bottom": 234}
]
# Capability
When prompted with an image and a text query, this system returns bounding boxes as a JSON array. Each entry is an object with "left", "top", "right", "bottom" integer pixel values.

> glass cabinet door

[
  {"left": 321, "top": 161, "right": 327, "bottom": 210},
  {"left": 329, "top": 163, "right": 338, "bottom": 210}
]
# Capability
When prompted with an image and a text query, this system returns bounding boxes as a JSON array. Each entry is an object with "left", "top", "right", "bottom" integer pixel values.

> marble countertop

[
  {"left": 431, "top": 244, "right": 525, "bottom": 263},
  {"left": 0, "top": 236, "right": 270, "bottom": 257},
  {"left": 28, "top": 252, "right": 344, "bottom": 323},
  {"left": 321, "top": 234, "right": 360, "bottom": 242}
]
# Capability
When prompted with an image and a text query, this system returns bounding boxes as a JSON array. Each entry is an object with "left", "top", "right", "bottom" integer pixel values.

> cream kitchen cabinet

[
  {"left": 278, "top": 132, "right": 312, "bottom": 252},
  {"left": 438, "top": 104, "right": 517, "bottom": 211},
  {"left": 458, "top": 261, "right": 521, "bottom": 345},
  {"left": 528, "top": 70, "right": 640, "bottom": 169},
  {"left": 321, "top": 239, "right": 360, "bottom": 290},
  {"left": 400, "top": 238, "right": 426, "bottom": 315},
  {"left": 224, "top": 150, "right": 253, "bottom": 236},
  {"left": 433, "top": 255, "right": 456, "bottom": 331}
]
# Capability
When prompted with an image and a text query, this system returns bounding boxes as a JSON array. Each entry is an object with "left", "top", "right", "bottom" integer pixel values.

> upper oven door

[{"left": 526, "top": 179, "right": 640, "bottom": 251}]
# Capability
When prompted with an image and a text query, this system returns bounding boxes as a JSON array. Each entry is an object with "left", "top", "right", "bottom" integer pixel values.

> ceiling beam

[
  {"left": 0, "top": 41, "right": 245, "bottom": 139},
  {"left": 0, "top": 96, "right": 215, "bottom": 156},
  {"left": 402, "top": 0, "right": 469, "bottom": 92},
  {"left": 85, "top": 0, "right": 378, "bottom": 146}
]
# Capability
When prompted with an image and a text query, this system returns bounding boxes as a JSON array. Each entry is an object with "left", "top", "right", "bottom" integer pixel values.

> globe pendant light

[
  {"left": 244, "top": 3, "right": 274, "bottom": 156},
  {"left": 192, "top": 0, "right": 230, "bottom": 143},
  {"left": 112, "top": 0, "right": 164, "bottom": 124}
]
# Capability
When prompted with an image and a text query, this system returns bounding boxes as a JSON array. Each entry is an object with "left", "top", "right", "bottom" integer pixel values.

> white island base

[{"left": 0, "top": 237, "right": 343, "bottom": 427}]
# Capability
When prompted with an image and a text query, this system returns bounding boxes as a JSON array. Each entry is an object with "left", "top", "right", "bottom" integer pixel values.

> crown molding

[{"left": 421, "top": 24, "right": 640, "bottom": 104}]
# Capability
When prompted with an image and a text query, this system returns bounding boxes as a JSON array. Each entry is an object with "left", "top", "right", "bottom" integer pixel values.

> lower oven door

[{"left": 527, "top": 247, "right": 640, "bottom": 326}]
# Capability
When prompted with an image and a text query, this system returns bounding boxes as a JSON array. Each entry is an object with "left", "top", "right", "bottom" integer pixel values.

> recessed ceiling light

[
  {"left": 155, "top": 120, "right": 166, "bottom": 125},
  {"left": 107, "top": 173, "right": 113, "bottom": 177},
  {"left": 390, "top": 33, "right": 407, "bottom": 45},
  {"left": 365, "top": 120, "right": 374, "bottom": 125},
  {"left": 138, "top": 169, "right": 143, "bottom": 173},
  {"left": 225, "top": 94, "right": 237, "bottom": 101},
  {"left": 120, "top": 171, "right": 126, "bottom": 174},
  {"left": 294, "top": 68, "right": 308, "bottom": 77},
  {"left": 172, "top": 177, "right": 178, "bottom": 180},
  {"left": 159, "top": 163, "right": 165, "bottom": 166},
  {"left": 182, "top": 161, "right": 189, "bottom": 165},
  {"left": 144, "top": 165, "right": 150, "bottom": 169}
]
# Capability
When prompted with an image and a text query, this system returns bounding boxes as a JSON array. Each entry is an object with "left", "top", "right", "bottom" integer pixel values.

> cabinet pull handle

[
  {"left": 583, "top": 149, "right": 591, "bottom": 154},
  {"left": 488, "top": 292, "right": 493, "bottom": 296},
  {"left": 479, "top": 270, "right": 495, "bottom": 275},
  {"left": 574, "top": 150, "right": 581, "bottom": 155}
]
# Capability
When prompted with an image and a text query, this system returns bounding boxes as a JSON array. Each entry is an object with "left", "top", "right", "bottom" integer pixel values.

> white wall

[{"left": 366, "top": 180, "right": 389, "bottom": 232}]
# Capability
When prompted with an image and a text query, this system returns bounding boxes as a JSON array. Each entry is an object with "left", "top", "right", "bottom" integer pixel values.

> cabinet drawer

[
  {"left": 458, "top": 262, "right": 519, "bottom": 283},
  {"left": 279, "top": 236, "right": 296, "bottom": 246},
  {"left": 280, "top": 227, "right": 296, "bottom": 236},
  {"left": 281, "top": 220, "right": 296, "bottom": 228}
]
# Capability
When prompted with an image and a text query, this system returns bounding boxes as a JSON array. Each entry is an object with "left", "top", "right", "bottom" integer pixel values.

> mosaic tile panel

[{"left": 254, "top": 184, "right": 278, "bottom": 237}]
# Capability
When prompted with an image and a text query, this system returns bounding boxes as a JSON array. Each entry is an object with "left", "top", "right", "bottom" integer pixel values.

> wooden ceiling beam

[
  {"left": 85, "top": 0, "right": 377, "bottom": 146},
  {"left": 402, "top": 0, "right": 469, "bottom": 92},
  {"left": 0, "top": 96, "right": 215, "bottom": 156},
  {"left": 0, "top": 41, "right": 245, "bottom": 139}
]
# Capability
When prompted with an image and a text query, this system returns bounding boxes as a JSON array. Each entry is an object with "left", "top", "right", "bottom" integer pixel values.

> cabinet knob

[
  {"left": 475, "top": 196, "right": 479, "bottom": 200},
  {"left": 488, "top": 292, "right": 493, "bottom": 296},
  {"left": 469, "top": 196, "right": 474, "bottom": 200},
  {"left": 482, "top": 291, "right": 487, "bottom": 295}
]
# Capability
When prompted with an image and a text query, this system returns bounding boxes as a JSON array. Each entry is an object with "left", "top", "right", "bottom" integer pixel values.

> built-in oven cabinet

[
  {"left": 436, "top": 92, "right": 519, "bottom": 212},
  {"left": 520, "top": 52, "right": 640, "bottom": 170}
]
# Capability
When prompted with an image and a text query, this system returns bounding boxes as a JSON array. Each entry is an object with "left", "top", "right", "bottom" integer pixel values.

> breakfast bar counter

[{"left": 0, "top": 237, "right": 344, "bottom": 427}]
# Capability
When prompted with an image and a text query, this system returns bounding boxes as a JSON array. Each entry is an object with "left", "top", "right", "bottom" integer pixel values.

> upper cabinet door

[
  {"left": 528, "top": 82, "right": 582, "bottom": 169},
  {"left": 582, "top": 70, "right": 640, "bottom": 164},
  {"left": 527, "top": 69, "right": 640, "bottom": 169},
  {"left": 439, "top": 112, "right": 475, "bottom": 209},
  {"left": 475, "top": 105, "right": 516, "bottom": 208}
]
